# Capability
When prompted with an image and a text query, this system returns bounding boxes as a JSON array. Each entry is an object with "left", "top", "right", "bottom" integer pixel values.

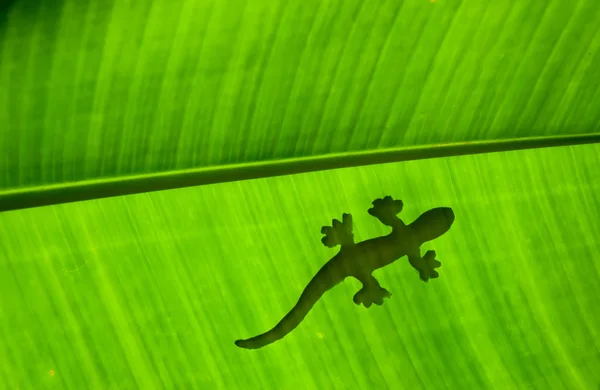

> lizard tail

[{"left": 235, "top": 262, "right": 344, "bottom": 350}]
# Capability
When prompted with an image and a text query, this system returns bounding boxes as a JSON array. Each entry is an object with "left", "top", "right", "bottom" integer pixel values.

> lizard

[{"left": 234, "top": 195, "right": 455, "bottom": 350}]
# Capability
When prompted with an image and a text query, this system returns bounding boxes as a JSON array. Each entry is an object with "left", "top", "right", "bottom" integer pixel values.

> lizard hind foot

[
  {"left": 368, "top": 196, "right": 404, "bottom": 226},
  {"left": 321, "top": 213, "right": 354, "bottom": 248},
  {"left": 353, "top": 286, "right": 392, "bottom": 308}
]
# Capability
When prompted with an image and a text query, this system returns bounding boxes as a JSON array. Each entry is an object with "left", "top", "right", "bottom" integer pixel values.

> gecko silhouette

[{"left": 235, "top": 196, "right": 455, "bottom": 350}]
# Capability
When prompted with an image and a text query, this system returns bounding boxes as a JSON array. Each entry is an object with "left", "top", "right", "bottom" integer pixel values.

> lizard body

[{"left": 235, "top": 196, "right": 455, "bottom": 350}]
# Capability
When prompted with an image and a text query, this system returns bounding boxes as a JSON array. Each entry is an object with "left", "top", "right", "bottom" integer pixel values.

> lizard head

[{"left": 410, "top": 207, "right": 455, "bottom": 243}]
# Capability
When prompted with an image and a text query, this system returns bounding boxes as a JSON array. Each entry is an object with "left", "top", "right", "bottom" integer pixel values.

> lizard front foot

[
  {"left": 418, "top": 250, "right": 442, "bottom": 282},
  {"left": 353, "top": 286, "right": 392, "bottom": 308},
  {"left": 368, "top": 196, "right": 404, "bottom": 226}
]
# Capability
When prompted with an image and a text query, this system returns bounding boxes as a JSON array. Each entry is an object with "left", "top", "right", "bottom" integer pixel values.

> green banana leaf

[
  {"left": 0, "top": 144, "right": 600, "bottom": 389},
  {"left": 1, "top": 0, "right": 600, "bottom": 192},
  {"left": 1, "top": 0, "right": 600, "bottom": 389},
  {"left": 1, "top": 144, "right": 600, "bottom": 389}
]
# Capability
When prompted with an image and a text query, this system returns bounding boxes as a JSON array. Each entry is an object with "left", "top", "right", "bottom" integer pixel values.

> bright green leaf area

[
  {"left": 0, "top": 143, "right": 599, "bottom": 389},
  {"left": 1, "top": 0, "right": 600, "bottom": 190}
]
